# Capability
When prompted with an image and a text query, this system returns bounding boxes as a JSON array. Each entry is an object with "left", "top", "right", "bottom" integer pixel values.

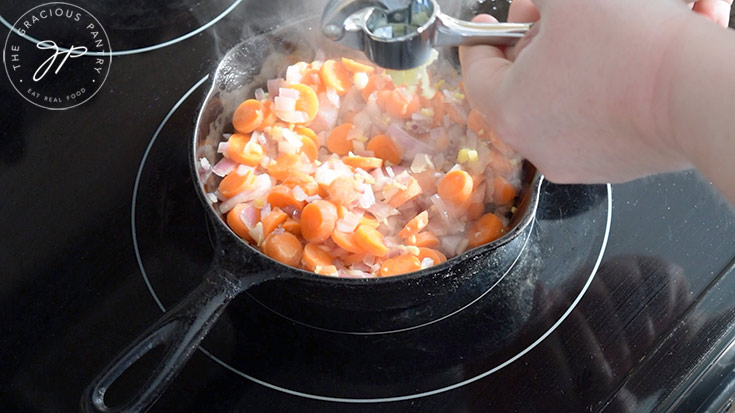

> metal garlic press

[{"left": 321, "top": 0, "right": 531, "bottom": 70}]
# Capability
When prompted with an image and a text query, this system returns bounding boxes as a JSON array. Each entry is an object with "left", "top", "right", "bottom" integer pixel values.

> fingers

[
  {"left": 508, "top": 0, "right": 540, "bottom": 23},
  {"left": 459, "top": 15, "right": 512, "bottom": 116},
  {"left": 692, "top": 0, "right": 733, "bottom": 26}
]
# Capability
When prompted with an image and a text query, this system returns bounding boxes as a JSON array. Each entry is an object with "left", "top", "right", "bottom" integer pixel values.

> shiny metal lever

[{"left": 321, "top": 0, "right": 531, "bottom": 70}]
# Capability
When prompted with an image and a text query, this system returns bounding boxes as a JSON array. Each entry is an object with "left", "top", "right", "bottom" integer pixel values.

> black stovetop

[{"left": 2, "top": 1, "right": 735, "bottom": 412}]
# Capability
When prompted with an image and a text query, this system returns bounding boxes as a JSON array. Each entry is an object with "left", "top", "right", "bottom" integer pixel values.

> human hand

[{"left": 459, "top": 0, "right": 732, "bottom": 184}]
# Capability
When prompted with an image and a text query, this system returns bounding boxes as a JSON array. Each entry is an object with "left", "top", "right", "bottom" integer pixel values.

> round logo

[{"left": 3, "top": 2, "right": 111, "bottom": 110}]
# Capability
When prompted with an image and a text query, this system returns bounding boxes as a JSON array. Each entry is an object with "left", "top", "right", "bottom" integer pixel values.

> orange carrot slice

[
  {"left": 262, "top": 232, "right": 303, "bottom": 267},
  {"left": 320, "top": 59, "right": 352, "bottom": 95},
  {"left": 288, "top": 83, "right": 319, "bottom": 122},
  {"left": 261, "top": 208, "right": 289, "bottom": 236},
  {"left": 341, "top": 155, "right": 383, "bottom": 170},
  {"left": 315, "top": 265, "right": 338, "bottom": 276},
  {"left": 367, "top": 134, "right": 403, "bottom": 165},
  {"left": 327, "top": 123, "right": 355, "bottom": 156},
  {"left": 267, "top": 153, "right": 301, "bottom": 181},
  {"left": 331, "top": 230, "right": 364, "bottom": 254},
  {"left": 409, "top": 231, "right": 441, "bottom": 249},
  {"left": 218, "top": 168, "right": 255, "bottom": 198},
  {"left": 467, "top": 213, "right": 504, "bottom": 248},
  {"left": 354, "top": 224, "right": 389, "bottom": 257},
  {"left": 301, "top": 200, "right": 338, "bottom": 243},
  {"left": 385, "top": 88, "right": 420, "bottom": 119},
  {"left": 341, "top": 57, "right": 375, "bottom": 74},
  {"left": 258, "top": 101, "right": 277, "bottom": 130},
  {"left": 388, "top": 177, "right": 422, "bottom": 208},
  {"left": 302, "top": 243, "right": 334, "bottom": 272},
  {"left": 342, "top": 253, "right": 367, "bottom": 266},
  {"left": 232, "top": 99, "right": 264, "bottom": 133},
  {"left": 398, "top": 211, "right": 429, "bottom": 239},
  {"left": 267, "top": 185, "right": 306, "bottom": 211},
  {"left": 295, "top": 126, "right": 319, "bottom": 146},
  {"left": 438, "top": 169, "right": 473, "bottom": 205},
  {"left": 283, "top": 171, "right": 319, "bottom": 196},
  {"left": 300, "top": 135, "right": 319, "bottom": 161},
  {"left": 281, "top": 218, "right": 301, "bottom": 236},
  {"left": 417, "top": 248, "right": 447, "bottom": 265},
  {"left": 226, "top": 133, "right": 264, "bottom": 166},
  {"left": 227, "top": 203, "right": 256, "bottom": 242},
  {"left": 327, "top": 176, "right": 360, "bottom": 205},
  {"left": 379, "top": 254, "right": 422, "bottom": 277},
  {"left": 493, "top": 176, "right": 516, "bottom": 205}
]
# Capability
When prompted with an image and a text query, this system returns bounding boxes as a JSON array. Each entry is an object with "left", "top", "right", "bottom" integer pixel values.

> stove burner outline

[
  {"left": 132, "top": 76, "right": 613, "bottom": 403},
  {"left": 0, "top": 0, "right": 241, "bottom": 57}
]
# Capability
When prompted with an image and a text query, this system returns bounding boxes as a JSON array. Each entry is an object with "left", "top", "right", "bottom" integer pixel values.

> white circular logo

[{"left": 3, "top": 2, "right": 111, "bottom": 110}]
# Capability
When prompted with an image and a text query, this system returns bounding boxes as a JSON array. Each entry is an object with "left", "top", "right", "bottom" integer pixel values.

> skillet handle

[{"left": 81, "top": 274, "right": 237, "bottom": 413}]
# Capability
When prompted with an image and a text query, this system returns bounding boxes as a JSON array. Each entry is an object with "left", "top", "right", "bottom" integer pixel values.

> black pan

[{"left": 81, "top": 14, "right": 542, "bottom": 413}]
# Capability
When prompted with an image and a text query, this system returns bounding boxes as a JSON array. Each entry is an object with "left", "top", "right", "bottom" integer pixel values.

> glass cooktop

[{"left": 2, "top": 0, "right": 735, "bottom": 411}]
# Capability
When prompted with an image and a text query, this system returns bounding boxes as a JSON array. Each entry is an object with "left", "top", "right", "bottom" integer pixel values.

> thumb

[{"left": 458, "top": 15, "right": 512, "bottom": 121}]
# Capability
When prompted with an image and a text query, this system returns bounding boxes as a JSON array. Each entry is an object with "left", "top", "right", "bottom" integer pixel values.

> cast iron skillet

[{"left": 81, "top": 15, "right": 542, "bottom": 413}]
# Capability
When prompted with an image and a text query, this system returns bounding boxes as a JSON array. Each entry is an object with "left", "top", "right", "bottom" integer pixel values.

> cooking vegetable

[{"left": 209, "top": 51, "right": 524, "bottom": 277}]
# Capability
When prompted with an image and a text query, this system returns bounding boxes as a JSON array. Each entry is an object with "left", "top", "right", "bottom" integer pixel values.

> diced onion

[
  {"left": 274, "top": 96, "right": 296, "bottom": 112},
  {"left": 254, "top": 88, "right": 266, "bottom": 101},
  {"left": 217, "top": 142, "right": 229, "bottom": 154},
  {"left": 212, "top": 157, "right": 237, "bottom": 177},
  {"left": 326, "top": 86, "right": 340, "bottom": 108},
  {"left": 279, "top": 87, "right": 300, "bottom": 100}
]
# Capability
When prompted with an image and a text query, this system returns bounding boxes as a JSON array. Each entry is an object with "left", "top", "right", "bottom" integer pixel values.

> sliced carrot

[
  {"left": 315, "top": 265, "right": 338, "bottom": 276},
  {"left": 300, "top": 135, "right": 319, "bottom": 161},
  {"left": 398, "top": 211, "right": 429, "bottom": 239},
  {"left": 226, "top": 203, "right": 256, "bottom": 242},
  {"left": 320, "top": 59, "right": 352, "bottom": 95},
  {"left": 232, "top": 99, "right": 264, "bottom": 133},
  {"left": 367, "top": 134, "right": 403, "bottom": 165},
  {"left": 226, "top": 133, "right": 264, "bottom": 167},
  {"left": 341, "top": 57, "right": 375, "bottom": 74},
  {"left": 288, "top": 83, "right": 319, "bottom": 122},
  {"left": 331, "top": 230, "right": 364, "bottom": 254},
  {"left": 283, "top": 171, "right": 319, "bottom": 196},
  {"left": 267, "top": 185, "right": 306, "bottom": 211},
  {"left": 379, "top": 254, "right": 422, "bottom": 277},
  {"left": 388, "top": 177, "right": 422, "bottom": 208},
  {"left": 467, "top": 200, "right": 486, "bottom": 220},
  {"left": 417, "top": 248, "right": 447, "bottom": 265},
  {"left": 408, "top": 231, "right": 441, "bottom": 249},
  {"left": 301, "top": 200, "right": 338, "bottom": 243},
  {"left": 438, "top": 169, "right": 474, "bottom": 205},
  {"left": 385, "top": 88, "right": 420, "bottom": 119},
  {"left": 218, "top": 168, "right": 255, "bottom": 198},
  {"left": 342, "top": 253, "right": 367, "bottom": 266},
  {"left": 341, "top": 155, "right": 383, "bottom": 170},
  {"left": 281, "top": 218, "right": 301, "bottom": 236},
  {"left": 376, "top": 89, "right": 393, "bottom": 111},
  {"left": 261, "top": 208, "right": 289, "bottom": 236},
  {"left": 360, "top": 75, "right": 377, "bottom": 102},
  {"left": 360, "top": 214, "right": 380, "bottom": 228},
  {"left": 262, "top": 231, "right": 303, "bottom": 267},
  {"left": 468, "top": 213, "right": 505, "bottom": 248},
  {"left": 467, "top": 109, "right": 489, "bottom": 138},
  {"left": 258, "top": 101, "right": 277, "bottom": 130},
  {"left": 327, "top": 123, "right": 354, "bottom": 156},
  {"left": 328, "top": 176, "right": 360, "bottom": 205},
  {"left": 354, "top": 224, "right": 389, "bottom": 257},
  {"left": 295, "top": 126, "right": 319, "bottom": 146},
  {"left": 267, "top": 153, "right": 301, "bottom": 181},
  {"left": 302, "top": 67, "right": 325, "bottom": 94},
  {"left": 493, "top": 176, "right": 517, "bottom": 205},
  {"left": 447, "top": 104, "right": 467, "bottom": 126},
  {"left": 302, "top": 243, "right": 334, "bottom": 272}
]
